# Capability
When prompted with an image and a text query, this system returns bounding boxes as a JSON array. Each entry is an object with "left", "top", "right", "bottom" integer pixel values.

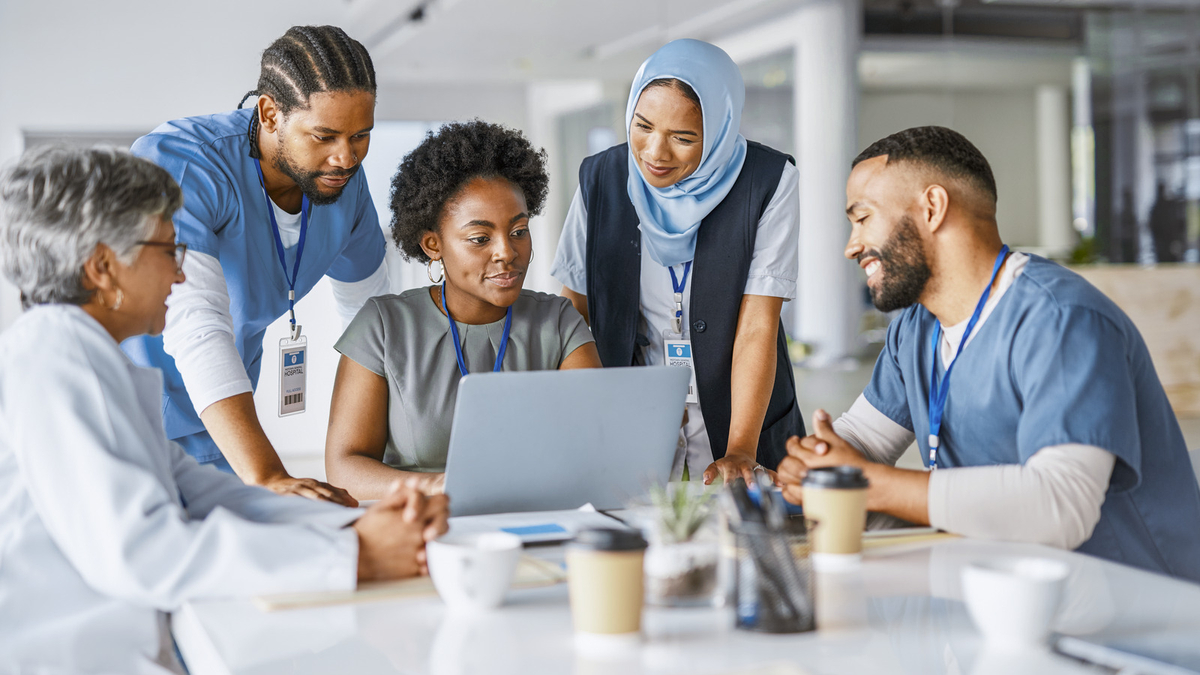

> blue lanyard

[
  {"left": 255, "top": 160, "right": 309, "bottom": 342},
  {"left": 668, "top": 261, "right": 692, "bottom": 335},
  {"left": 440, "top": 280, "right": 513, "bottom": 378},
  {"left": 926, "top": 245, "right": 1009, "bottom": 470}
]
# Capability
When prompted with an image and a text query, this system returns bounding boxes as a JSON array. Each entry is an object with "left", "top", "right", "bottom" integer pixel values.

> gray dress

[{"left": 334, "top": 287, "right": 595, "bottom": 472}]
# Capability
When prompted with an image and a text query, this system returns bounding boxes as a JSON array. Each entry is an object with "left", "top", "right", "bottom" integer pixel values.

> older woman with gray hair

[{"left": 0, "top": 146, "right": 448, "bottom": 674}]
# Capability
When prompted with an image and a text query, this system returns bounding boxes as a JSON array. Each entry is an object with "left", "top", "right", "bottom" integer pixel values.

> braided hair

[{"left": 238, "top": 25, "right": 377, "bottom": 159}]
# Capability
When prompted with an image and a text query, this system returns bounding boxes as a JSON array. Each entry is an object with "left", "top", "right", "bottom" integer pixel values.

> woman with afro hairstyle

[{"left": 325, "top": 120, "right": 601, "bottom": 498}]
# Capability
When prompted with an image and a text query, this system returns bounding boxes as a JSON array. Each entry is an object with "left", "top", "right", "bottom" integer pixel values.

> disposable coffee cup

[
  {"left": 802, "top": 466, "right": 868, "bottom": 572},
  {"left": 566, "top": 528, "right": 648, "bottom": 640}
]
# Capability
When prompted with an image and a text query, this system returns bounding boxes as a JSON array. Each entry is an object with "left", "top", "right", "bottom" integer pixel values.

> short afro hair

[
  {"left": 390, "top": 120, "right": 549, "bottom": 263},
  {"left": 853, "top": 126, "right": 997, "bottom": 203}
]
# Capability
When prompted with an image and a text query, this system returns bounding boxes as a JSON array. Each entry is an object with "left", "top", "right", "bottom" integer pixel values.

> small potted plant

[{"left": 644, "top": 483, "right": 722, "bottom": 607}]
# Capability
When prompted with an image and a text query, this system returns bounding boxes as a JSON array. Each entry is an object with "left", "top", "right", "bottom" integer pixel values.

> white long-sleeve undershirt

[
  {"left": 162, "top": 204, "right": 389, "bottom": 417},
  {"left": 833, "top": 395, "right": 1115, "bottom": 549}
]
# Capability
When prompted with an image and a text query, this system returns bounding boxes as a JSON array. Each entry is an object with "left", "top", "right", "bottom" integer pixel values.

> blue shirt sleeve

[
  {"left": 1012, "top": 305, "right": 1141, "bottom": 491},
  {"left": 325, "top": 175, "right": 386, "bottom": 283},
  {"left": 130, "top": 134, "right": 232, "bottom": 259},
  {"left": 863, "top": 309, "right": 916, "bottom": 432}
]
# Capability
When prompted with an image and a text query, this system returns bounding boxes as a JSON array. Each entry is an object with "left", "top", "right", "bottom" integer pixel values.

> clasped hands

[
  {"left": 353, "top": 478, "right": 450, "bottom": 583},
  {"left": 777, "top": 409, "right": 869, "bottom": 505}
]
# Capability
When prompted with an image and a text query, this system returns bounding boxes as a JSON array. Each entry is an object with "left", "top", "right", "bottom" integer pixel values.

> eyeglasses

[{"left": 137, "top": 241, "right": 188, "bottom": 271}]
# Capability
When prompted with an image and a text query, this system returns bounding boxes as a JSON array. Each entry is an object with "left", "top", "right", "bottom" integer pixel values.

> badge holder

[
  {"left": 664, "top": 289, "right": 699, "bottom": 405},
  {"left": 278, "top": 323, "right": 307, "bottom": 417}
]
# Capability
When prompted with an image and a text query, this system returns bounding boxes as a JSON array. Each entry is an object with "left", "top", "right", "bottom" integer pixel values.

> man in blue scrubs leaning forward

[
  {"left": 123, "top": 26, "right": 388, "bottom": 505},
  {"left": 778, "top": 126, "right": 1200, "bottom": 582}
]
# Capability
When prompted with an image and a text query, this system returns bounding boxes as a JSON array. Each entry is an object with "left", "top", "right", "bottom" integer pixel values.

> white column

[
  {"left": 524, "top": 80, "right": 603, "bottom": 293},
  {"left": 1036, "top": 85, "right": 1075, "bottom": 256},
  {"left": 793, "top": 0, "right": 862, "bottom": 365},
  {"left": 1070, "top": 57, "right": 1095, "bottom": 238}
]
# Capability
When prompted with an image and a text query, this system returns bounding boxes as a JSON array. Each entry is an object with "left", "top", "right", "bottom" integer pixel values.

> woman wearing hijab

[{"left": 550, "top": 39, "right": 804, "bottom": 484}]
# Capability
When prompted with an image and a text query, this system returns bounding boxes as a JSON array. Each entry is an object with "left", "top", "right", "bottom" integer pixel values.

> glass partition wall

[{"left": 1089, "top": 7, "right": 1200, "bottom": 264}]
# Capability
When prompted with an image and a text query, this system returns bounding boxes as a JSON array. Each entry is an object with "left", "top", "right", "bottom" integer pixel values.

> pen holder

[{"left": 731, "top": 518, "right": 816, "bottom": 634}]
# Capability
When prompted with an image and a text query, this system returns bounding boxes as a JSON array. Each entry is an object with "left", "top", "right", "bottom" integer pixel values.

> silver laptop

[{"left": 443, "top": 366, "right": 689, "bottom": 517}]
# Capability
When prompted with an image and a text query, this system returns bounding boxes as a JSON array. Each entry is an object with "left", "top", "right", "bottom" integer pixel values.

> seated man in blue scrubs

[
  {"left": 778, "top": 126, "right": 1200, "bottom": 582},
  {"left": 123, "top": 26, "right": 387, "bottom": 505}
]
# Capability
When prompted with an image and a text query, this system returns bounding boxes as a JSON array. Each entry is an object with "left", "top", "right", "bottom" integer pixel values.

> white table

[{"left": 173, "top": 537, "right": 1200, "bottom": 675}]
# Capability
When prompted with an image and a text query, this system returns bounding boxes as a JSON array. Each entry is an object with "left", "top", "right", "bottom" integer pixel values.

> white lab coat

[{"left": 0, "top": 305, "right": 361, "bottom": 674}]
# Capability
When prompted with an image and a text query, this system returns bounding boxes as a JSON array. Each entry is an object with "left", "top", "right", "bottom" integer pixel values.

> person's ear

[
  {"left": 81, "top": 244, "right": 118, "bottom": 293},
  {"left": 419, "top": 231, "right": 443, "bottom": 262},
  {"left": 258, "top": 95, "right": 281, "bottom": 135},
  {"left": 922, "top": 184, "right": 950, "bottom": 234}
]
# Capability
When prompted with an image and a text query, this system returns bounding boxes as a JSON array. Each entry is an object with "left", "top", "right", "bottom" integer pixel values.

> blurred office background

[{"left": 1, "top": 0, "right": 1197, "bottom": 472}]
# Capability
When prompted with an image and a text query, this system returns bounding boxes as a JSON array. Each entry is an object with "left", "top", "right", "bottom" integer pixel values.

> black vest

[{"left": 580, "top": 141, "right": 805, "bottom": 469}]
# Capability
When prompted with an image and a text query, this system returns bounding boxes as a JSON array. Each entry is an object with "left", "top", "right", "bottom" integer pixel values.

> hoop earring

[
  {"left": 110, "top": 288, "right": 124, "bottom": 311},
  {"left": 427, "top": 259, "right": 444, "bottom": 284},
  {"left": 529, "top": 248, "right": 536, "bottom": 264}
]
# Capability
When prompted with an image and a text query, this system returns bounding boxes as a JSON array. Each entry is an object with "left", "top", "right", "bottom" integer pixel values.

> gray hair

[{"left": 0, "top": 146, "right": 183, "bottom": 308}]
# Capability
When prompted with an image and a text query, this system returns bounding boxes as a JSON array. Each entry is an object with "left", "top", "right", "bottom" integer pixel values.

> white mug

[
  {"left": 427, "top": 532, "right": 522, "bottom": 612},
  {"left": 961, "top": 557, "right": 1071, "bottom": 650}
]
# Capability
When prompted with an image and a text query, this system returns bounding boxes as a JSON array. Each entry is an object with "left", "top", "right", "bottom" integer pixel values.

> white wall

[{"left": 858, "top": 89, "right": 1041, "bottom": 248}]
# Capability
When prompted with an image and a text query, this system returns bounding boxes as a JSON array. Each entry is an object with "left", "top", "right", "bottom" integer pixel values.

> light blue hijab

[{"left": 625, "top": 39, "right": 747, "bottom": 267}]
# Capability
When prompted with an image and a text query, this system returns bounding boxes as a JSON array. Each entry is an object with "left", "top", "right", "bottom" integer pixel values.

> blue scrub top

[
  {"left": 122, "top": 108, "right": 386, "bottom": 463},
  {"left": 865, "top": 255, "right": 1200, "bottom": 582}
]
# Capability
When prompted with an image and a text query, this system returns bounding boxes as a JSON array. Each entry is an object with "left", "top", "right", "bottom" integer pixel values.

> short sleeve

[
  {"left": 863, "top": 311, "right": 916, "bottom": 432},
  {"left": 550, "top": 187, "right": 589, "bottom": 294},
  {"left": 334, "top": 298, "right": 387, "bottom": 378},
  {"left": 326, "top": 176, "right": 386, "bottom": 283},
  {"left": 556, "top": 296, "right": 595, "bottom": 364},
  {"left": 744, "top": 162, "right": 799, "bottom": 299},
  {"left": 131, "top": 134, "right": 232, "bottom": 259},
  {"left": 1013, "top": 306, "right": 1141, "bottom": 491}
]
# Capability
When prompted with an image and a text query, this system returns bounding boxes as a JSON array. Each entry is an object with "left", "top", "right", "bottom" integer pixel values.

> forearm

[
  {"left": 927, "top": 445, "right": 1114, "bottom": 549},
  {"left": 861, "top": 463, "right": 931, "bottom": 525},
  {"left": 327, "top": 453, "right": 439, "bottom": 501},
  {"left": 727, "top": 295, "right": 782, "bottom": 457},
  {"left": 199, "top": 393, "right": 288, "bottom": 485},
  {"left": 172, "top": 442, "right": 361, "bottom": 527}
]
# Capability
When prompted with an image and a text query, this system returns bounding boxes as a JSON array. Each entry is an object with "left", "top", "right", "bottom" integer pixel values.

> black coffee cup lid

[
  {"left": 571, "top": 528, "right": 647, "bottom": 551},
  {"left": 802, "top": 466, "right": 869, "bottom": 489}
]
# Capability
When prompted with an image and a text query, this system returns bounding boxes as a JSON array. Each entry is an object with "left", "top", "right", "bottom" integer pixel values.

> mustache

[
  {"left": 318, "top": 166, "right": 358, "bottom": 179},
  {"left": 856, "top": 249, "right": 884, "bottom": 266}
]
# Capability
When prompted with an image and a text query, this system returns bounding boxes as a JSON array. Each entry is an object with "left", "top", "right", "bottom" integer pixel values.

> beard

[
  {"left": 861, "top": 214, "right": 932, "bottom": 313},
  {"left": 273, "top": 139, "right": 358, "bottom": 207}
]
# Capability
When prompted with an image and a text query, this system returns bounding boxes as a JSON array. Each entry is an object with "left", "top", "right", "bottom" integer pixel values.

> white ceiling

[{"left": 343, "top": 0, "right": 810, "bottom": 83}]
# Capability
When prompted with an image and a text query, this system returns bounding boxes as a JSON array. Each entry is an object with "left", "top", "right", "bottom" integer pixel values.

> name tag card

[
  {"left": 278, "top": 335, "right": 307, "bottom": 417},
  {"left": 664, "top": 335, "right": 699, "bottom": 404}
]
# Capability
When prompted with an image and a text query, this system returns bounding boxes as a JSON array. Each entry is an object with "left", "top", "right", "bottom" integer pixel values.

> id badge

[
  {"left": 663, "top": 331, "right": 699, "bottom": 404},
  {"left": 278, "top": 336, "right": 307, "bottom": 417}
]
